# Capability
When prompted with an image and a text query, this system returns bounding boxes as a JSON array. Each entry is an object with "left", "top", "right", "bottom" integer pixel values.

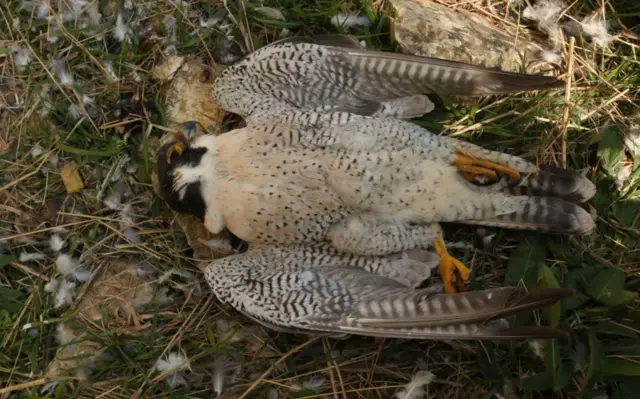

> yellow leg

[
  {"left": 454, "top": 153, "right": 520, "bottom": 184},
  {"left": 166, "top": 142, "right": 186, "bottom": 165},
  {"left": 433, "top": 237, "right": 470, "bottom": 294}
]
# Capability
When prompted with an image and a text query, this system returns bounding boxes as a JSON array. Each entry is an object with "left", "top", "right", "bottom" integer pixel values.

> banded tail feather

[
  {"left": 302, "top": 287, "right": 573, "bottom": 340},
  {"left": 461, "top": 196, "right": 596, "bottom": 235}
]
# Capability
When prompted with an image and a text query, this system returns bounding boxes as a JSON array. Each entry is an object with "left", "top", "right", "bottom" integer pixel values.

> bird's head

[{"left": 156, "top": 122, "right": 212, "bottom": 222}]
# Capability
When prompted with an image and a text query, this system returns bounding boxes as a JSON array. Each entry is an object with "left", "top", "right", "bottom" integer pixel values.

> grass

[{"left": 1, "top": 0, "right": 639, "bottom": 398}]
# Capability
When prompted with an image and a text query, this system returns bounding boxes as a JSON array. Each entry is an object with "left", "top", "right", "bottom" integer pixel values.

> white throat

[{"left": 172, "top": 136, "right": 225, "bottom": 233}]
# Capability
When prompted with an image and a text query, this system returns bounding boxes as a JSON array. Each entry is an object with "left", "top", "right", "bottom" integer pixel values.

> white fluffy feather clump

[
  {"left": 330, "top": 12, "right": 370, "bottom": 29},
  {"left": 155, "top": 352, "right": 189, "bottom": 388},
  {"left": 394, "top": 371, "right": 435, "bottom": 399}
]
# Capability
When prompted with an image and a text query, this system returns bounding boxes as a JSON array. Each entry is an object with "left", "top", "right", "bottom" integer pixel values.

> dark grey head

[{"left": 156, "top": 132, "right": 209, "bottom": 221}]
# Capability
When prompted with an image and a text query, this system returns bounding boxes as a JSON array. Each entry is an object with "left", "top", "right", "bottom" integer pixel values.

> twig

[
  {"left": 559, "top": 36, "right": 575, "bottom": 168},
  {"left": 0, "top": 377, "right": 49, "bottom": 394},
  {"left": 0, "top": 150, "right": 52, "bottom": 192},
  {"left": 239, "top": 336, "right": 323, "bottom": 399}
]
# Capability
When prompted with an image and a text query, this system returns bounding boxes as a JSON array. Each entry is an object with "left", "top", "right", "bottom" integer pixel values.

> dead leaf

[{"left": 60, "top": 162, "right": 84, "bottom": 193}]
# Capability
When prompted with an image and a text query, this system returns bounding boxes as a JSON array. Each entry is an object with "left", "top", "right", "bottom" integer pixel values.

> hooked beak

[{"left": 162, "top": 121, "right": 199, "bottom": 165}]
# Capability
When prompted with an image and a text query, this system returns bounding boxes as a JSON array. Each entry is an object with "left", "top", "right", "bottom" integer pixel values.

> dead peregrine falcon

[{"left": 156, "top": 35, "right": 594, "bottom": 294}]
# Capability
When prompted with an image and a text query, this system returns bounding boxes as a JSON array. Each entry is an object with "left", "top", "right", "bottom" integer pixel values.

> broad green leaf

[
  {"left": 0, "top": 254, "right": 14, "bottom": 268},
  {"left": 597, "top": 125, "right": 625, "bottom": 176},
  {"left": 613, "top": 199, "right": 640, "bottom": 228},
  {"left": 586, "top": 268, "right": 636, "bottom": 307},
  {"left": 586, "top": 333, "right": 606, "bottom": 388},
  {"left": 476, "top": 342, "right": 501, "bottom": 379},
  {"left": 591, "top": 322, "right": 640, "bottom": 338},
  {"left": 202, "top": 345, "right": 237, "bottom": 355},
  {"left": 0, "top": 287, "right": 25, "bottom": 313},
  {"left": 505, "top": 235, "right": 547, "bottom": 288},
  {"left": 538, "top": 264, "right": 561, "bottom": 328},
  {"left": 546, "top": 339, "right": 561, "bottom": 389},
  {"left": 207, "top": 324, "right": 216, "bottom": 346},
  {"left": 603, "top": 357, "right": 640, "bottom": 376},
  {"left": 606, "top": 338, "right": 640, "bottom": 356},
  {"left": 580, "top": 389, "right": 610, "bottom": 399},
  {"left": 562, "top": 267, "right": 600, "bottom": 311},
  {"left": 548, "top": 239, "right": 583, "bottom": 265},
  {"left": 519, "top": 371, "right": 554, "bottom": 391},
  {"left": 591, "top": 185, "right": 615, "bottom": 217},
  {"left": 563, "top": 292, "right": 591, "bottom": 312}
]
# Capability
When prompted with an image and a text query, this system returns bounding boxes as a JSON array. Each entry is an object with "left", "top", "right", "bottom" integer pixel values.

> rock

[
  {"left": 152, "top": 55, "right": 226, "bottom": 134},
  {"left": 388, "top": 0, "right": 559, "bottom": 75}
]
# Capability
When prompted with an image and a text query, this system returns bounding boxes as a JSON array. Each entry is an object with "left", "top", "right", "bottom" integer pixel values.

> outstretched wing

[
  {"left": 212, "top": 34, "right": 563, "bottom": 124},
  {"left": 206, "top": 246, "right": 572, "bottom": 340}
]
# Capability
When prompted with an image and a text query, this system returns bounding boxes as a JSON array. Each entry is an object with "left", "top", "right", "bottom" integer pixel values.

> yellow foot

[
  {"left": 433, "top": 237, "right": 470, "bottom": 294},
  {"left": 166, "top": 142, "right": 186, "bottom": 165},
  {"left": 454, "top": 153, "right": 520, "bottom": 184}
]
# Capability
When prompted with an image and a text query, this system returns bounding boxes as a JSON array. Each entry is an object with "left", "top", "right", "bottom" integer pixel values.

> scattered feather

[
  {"left": 279, "top": 28, "right": 291, "bottom": 38},
  {"left": 48, "top": 152, "right": 59, "bottom": 167},
  {"left": 572, "top": 341, "right": 589, "bottom": 372},
  {"left": 163, "top": 15, "right": 177, "bottom": 32},
  {"left": 44, "top": 278, "right": 60, "bottom": 293},
  {"left": 103, "top": 60, "right": 119, "bottom": 81},
  {"left": 540, "top": 49, "right": 562, "bottom": 64},
  {"left": 522, "top": 0, "right": 565, "bottom": 41},
  {"left": 46, "top": 25, "right": 61, "bottom": 43},
  {"left": 254, "top": 7, "right": 285, "bottom": 21},
  {"left": 330, "top": 12, "right": 370, "bottom": 29},
  {"left": 19, "top": 252, "right": 46, "bottom": 262},
  {"left": 68, "top": 104, "right": 84, "bottom": 121},
  {"left": 50, "top": 234, "right": 65, "bottom": 252},
  {"left": 103, "top": 193, "right": 120, "bottom": 210},
  {"left": 124, "top": 228, "right": 141, "bottom": 243},
  {"left": 56, "top": 323, "right": 76, "bottom": 345},
  {"left": 158, "top": 268, "right": 194, "bottom": 284},
  {"left": 302, "top": 375, "right": 326, "bottom": 390},
  {"left": 206, "top": 238, "right": 233, "bottom": 252},
  {"left": 41, "top": 380, "right": 60, "bottom": 395},
  {"left": 614, "top": 164, "right": 632, "bottom": 190},
  {"left": 267, "top": 389, "right": 279, "bottom": 399},
  {"left": 51, "top": 59, "right": 74, "bottom": 86},
  {"left": 86, "top": 2, "right": 101, "bottom": 25},
  {"left": 200, "top": 16, "right": 224, "bottom": 29},
  {"left": 30, "top": 144, "right": 44, "bottom": 158},
  {"left": 579, "top": 16, "right": 614, "bottom": 48},
  {"left": 119, "top": 204, "right": 136, "bottom": 229},
  {"left": 36, "top": 2, "right": 50, "bottom": 20},
  {"left": 10, "top": 45, "right": 32, "bottom": 72},
  {"left": 54, "top": 280, "right": 76, "bottom": 308},
  {"left": 114, "top": 13, "right": 131, "bottom": 43},
  {"left": 129, "top": 261, "right": 156, "bottom": 278},
  {"left": 213, "top": 355, "right": 230, "bottom": 394},
  {"left": 18, "top": 1, "right": 34, "bottom": 11},
  {"left": 394, "top": 370, "right": 434, "bottom": 399},
  {"left": 56, "top": 254, "right": 91, "bottom": 282},
  {"left": 155, "top": 352, "right": 189, "bottom": 388},
  {"left": 623, "top": 126, "right": 640, "bottom": 157},
  {"left": 529, "top": 339, "right": 546, "bottom": 360}
]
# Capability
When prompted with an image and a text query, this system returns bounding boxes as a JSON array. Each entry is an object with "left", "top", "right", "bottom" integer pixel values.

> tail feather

[
  {"left": 332, "top": 47, "right": 564, "bottom": 98},
  {"left": 510, "top": 165, "right": 596, "bottom": 204},
  {"left": 461, "top": 196, "right": 596, "bottom": 235},
  {"left": 351, "top": 287, "right": 573, "bottom": 328},
  {"left": 303, "top": 287, "right": 573, "bottom": 340}
]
